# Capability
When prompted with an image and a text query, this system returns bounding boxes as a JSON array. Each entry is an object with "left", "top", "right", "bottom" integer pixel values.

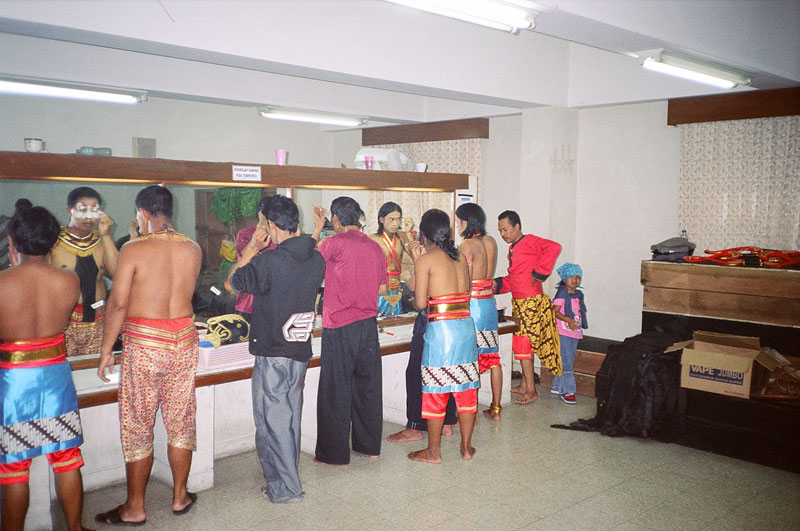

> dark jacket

[{"left": 230, "top": 235, "right": 324, "bottom": 362}]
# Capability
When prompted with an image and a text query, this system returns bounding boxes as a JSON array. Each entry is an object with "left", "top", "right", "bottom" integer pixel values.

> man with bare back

[
  {"left": 407, "top": 209, "right": 478, "bottom": 464},
  {"left": 1, "top": 200, "right": 91, "bottom": 531},
  {"left": 95, "top": 185, "right": 202, "bottom": 526},
  {"left": 455, "top": 203, "right": 502, "bottom": 420},
  {"left": 49, "top": 186, "right": 118, "bottom": 357}
]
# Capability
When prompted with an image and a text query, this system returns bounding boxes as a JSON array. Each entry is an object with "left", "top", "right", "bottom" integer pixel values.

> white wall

[
  {"left": 483, "top": 102, "right": 680, "bottom": 342},
  {"left": 575, "top": 101, "right": 680, "bottom": 340}
]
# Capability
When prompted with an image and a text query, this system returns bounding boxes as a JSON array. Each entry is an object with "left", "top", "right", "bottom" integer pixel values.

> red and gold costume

[
  {"left": 376, "top": 232, "right": 403, "bottom": 316},
  {"left": 118, "top": 317, "right": 198, "bottom": 463},
  {"left": 495, "top": 234, "right": 562, "bottom": 376}
]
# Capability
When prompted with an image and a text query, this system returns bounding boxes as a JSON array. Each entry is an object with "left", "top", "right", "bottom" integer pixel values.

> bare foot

[
  {"left": 442, "top": 425, "right": 454, "bottom": 437},
  {"left": 461, "top": 445, "right": 476, "bottom": 460},
  {"left": 510, "top": 384, "right": 526, "bottom": 395},
  {"left": 388, "top": 428, "right": 423, "bottom": 442},
  {"left": 313, "top": 457, "right": 348, "bottom": 466},
  {"left": 514, "top": 392, "right": 538, "bottom": 405},
  {"left": 368, "top": 455, "right": 380, "bottom": 461},
  {"left": 482, "top": 408, "right": 501, "bottom": 421},
  {"left": 408, "top": 449, "right": 442, "bottom": 464}
]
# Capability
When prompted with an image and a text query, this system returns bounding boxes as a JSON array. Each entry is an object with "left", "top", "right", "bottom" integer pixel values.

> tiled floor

[{"left": 85, "top": 391, "right": 800, "bottom": 530}]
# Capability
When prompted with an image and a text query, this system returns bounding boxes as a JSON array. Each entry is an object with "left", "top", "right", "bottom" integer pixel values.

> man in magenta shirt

[{"left": 312, "top": 197, "right": 387, "bottom": 465}]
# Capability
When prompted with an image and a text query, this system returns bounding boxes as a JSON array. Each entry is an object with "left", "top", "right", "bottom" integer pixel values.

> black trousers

[
  {"left": 406, "top": 310, "right": 457, "bottom": 431},
  {"left": 315, "top": 317, "right": 383, "bottom": 464}
]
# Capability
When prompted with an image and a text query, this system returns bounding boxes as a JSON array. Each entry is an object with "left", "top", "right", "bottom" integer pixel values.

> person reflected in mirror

[
  {"left": 456, "top": 203, "right": 502, "bottom": 420},
  {"left": 311, "top": 197, "right": 387, "bottom": 465},
  {"left": 0, "top": 199, "right": 90, "bottom": 531},
  {"left": 370, "top": 202, "right": 406, "bottom": 317},
  {"left": 49, "top": 187, "right": 118, "bottom": 357},
  {"left": 407, "top": 209, "right": 479, "bottom": 464},
  {"left": 96, "top": 185, "right": 202, "bottom": 525},
  {"left": 230, "top": 195, "right": 278, "bottom": 321},
  {"left": 495, "top": 210, "right": 562, "bottom": 405}
]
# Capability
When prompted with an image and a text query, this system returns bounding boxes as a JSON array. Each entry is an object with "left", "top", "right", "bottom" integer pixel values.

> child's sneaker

[
  {"left": 561, "top": 394, "right": 577, "bottom": 404},
  {"left": 550, "top": 388, "right": 561, "bottom": 395}
]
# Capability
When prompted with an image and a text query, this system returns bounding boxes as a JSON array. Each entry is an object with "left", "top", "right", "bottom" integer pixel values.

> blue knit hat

[{"left": 557, "top": 262, "right": 583, "bottom": 282}]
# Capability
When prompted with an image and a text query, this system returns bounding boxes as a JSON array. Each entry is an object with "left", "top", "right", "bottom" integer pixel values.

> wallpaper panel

[
  {"left": 679, "top": 116, "right": 800, "bottom": 252},
  {"left": 365, "top": 139, "right": 481, "bottom": 234}
]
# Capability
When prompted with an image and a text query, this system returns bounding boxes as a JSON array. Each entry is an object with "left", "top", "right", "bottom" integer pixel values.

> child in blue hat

[{"left": 551, "top": 263, "right": 588, "bottom": 404}]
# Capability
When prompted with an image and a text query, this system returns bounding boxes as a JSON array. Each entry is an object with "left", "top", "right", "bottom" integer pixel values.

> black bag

[{"left": 651, "top": 236, "right": 696, "bottom": 262}]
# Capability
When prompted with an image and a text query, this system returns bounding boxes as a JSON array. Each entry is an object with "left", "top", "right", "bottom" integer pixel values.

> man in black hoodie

[{"left": 225, "top": 196, "right": 324, "bottom": 503}]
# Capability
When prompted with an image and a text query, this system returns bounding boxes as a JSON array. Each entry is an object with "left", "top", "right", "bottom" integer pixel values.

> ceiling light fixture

[
  {"left": 259, "top": 108, "right": 368, "bottom": 127},
  {"left": 384, "top": 0, "right": 538, "bottom": 34},
  {"left": 639, "top": 50, "right": 751, "bottom": 89},
  {"left": 0, "top": 78, "right": 146, "bottom": 104}
]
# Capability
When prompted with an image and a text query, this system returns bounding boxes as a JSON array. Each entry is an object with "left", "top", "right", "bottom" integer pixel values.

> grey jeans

[{"left": 252, "top": 356, "right": 307, "bottom": 502}]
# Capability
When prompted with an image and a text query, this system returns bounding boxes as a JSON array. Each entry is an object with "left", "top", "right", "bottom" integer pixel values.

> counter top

[{"left": 75, "top": 319, "right": 518, "bottom": 407}]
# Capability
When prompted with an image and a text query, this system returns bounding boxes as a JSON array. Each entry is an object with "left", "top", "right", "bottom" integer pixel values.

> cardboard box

[{"left": 673, "top": 331, "right": 778, "bottom": 399}]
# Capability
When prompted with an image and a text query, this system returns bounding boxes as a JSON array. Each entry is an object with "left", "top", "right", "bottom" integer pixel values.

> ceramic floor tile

[{"left": 79, "top": 395, "right": 800, "bottom": 531}]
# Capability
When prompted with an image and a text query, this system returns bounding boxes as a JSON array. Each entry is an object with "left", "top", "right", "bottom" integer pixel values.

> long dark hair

[
  {"left": 455, "top": 203, "right": 486, "bottom": 239},
  {"left": 376, "top": 201, "right": 402, "bottom": 235},
  {"left": 419, "top": 209, "right": 458, "bottom": 261}
]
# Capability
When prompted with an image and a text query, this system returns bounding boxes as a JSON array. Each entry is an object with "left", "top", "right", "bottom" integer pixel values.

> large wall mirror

[{"left": 1, "top": 174, "right": 459, "bottom": 366}]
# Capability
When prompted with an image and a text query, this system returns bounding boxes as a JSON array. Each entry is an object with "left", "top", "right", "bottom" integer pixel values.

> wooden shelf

[{"left": 0, "top": 151, "right": 469, "bottom": 192}]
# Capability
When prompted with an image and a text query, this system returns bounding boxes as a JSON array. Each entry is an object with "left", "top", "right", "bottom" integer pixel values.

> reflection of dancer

[
  {"left": 96, "top": 185, "right": 202, "bottom": 525},
  {"left": 49, "top": 186, "right": 118, "bottom": 356},
  {"left": 371, "top": 202, "right": 405, "bottom": 316},
  {"left": 407, "top": 209, "right": 478, "bottom": 464},
  {"left": 233, "top": 195, "right": 278, "bottom": 320},
  {"left": 495, "top": 210, "right": 562, "bottom": 405},
  {"left": 456, "top": 203, "right": 502, "bottom": 420},
  {"left": 227, "top": 197, "right": 324, "bottom": 503},
  {"left": 0, "top": 200, "right": 90, "bottom": 531}
]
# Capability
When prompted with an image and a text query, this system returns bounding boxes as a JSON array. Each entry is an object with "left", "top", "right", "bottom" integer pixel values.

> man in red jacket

[{"left": 495, "top": 211, "right": 562, "bottom": 405}]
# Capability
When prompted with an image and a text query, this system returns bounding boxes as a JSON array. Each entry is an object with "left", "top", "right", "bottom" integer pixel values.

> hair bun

[{"left": 15, "top": 198, "right": 33, "bottom": 212}]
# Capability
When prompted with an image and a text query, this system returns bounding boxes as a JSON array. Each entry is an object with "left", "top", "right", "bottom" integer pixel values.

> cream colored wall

[
  {"left": 482, "top": 102, "right": 680, "bottom": 341},
  {"left": 575, "top": 101, "right": 680, "bottom": 340}
]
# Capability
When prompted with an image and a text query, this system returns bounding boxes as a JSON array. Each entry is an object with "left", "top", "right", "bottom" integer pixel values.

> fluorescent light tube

[
  {"left": 259, "top": 109, "right": 367, "bottom": 127},
  {"left": 384, "top": 0, "right": 537, "bottom": 33},
  {"left": 0, "top": 80, "right": 144, "bottom": 104},
  {"left": 640, "top": 51, "right": 751, "bottom": 89}
]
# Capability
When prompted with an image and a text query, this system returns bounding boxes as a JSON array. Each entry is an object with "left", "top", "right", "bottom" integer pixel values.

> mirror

[{"left": 1, "top": 178, "right": 455, "bottom": 365}]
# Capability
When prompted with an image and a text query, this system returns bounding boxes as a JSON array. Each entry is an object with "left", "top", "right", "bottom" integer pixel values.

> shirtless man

[
  {"left": 0, "top": 200, "right": 90, "bottom": 531},
  {"left": 407, "top": 209, "right": 479, "bottom": 464},
  {"left": 370, "top": 202, "right": 406, "bottom": 316},
  {"left": 49, "top": 186, "right": 118, "bottom": 356},
  {"left": 455, "top": 203, "right": 502, "bottom": 420},
  {"left": 96, "top": 185, "right": 202, "bottom": 526}
]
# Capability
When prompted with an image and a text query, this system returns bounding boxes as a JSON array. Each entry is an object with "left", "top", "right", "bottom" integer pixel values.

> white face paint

[{"left": 72, "top": 201, "right": 101, "bottom": 220}]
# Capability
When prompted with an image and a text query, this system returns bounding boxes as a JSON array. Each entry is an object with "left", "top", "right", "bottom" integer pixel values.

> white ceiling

[{"left": 1, "top": 0, "right": 798, "bottom": 126}]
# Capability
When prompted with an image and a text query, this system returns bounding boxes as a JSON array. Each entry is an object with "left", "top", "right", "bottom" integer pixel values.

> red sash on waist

[
  {"left": 427, "top": 292, "right": 471, "bottom": 322},
  {"left": 0, "top": 334, "right": 67, "bottom": 368},
  {"left": 123, "top": 317, "right": 197, "bottom": 350},
  {"left": 470, "top": 278, "right": 493, "bottom": 299}
]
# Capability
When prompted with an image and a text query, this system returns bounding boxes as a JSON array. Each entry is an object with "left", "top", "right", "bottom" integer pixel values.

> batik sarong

[
  {"left": 421, "top": 293, "right": 479, "bottom": 418},
  {"left": 470, "top": 278, "right": 500, "bottom": 373},
  {"left": 118, "top": 317, "right": 198, "bottom": 463},
  {"left": 0, "top": 334, "right": 83, "bottom": 483},
  {"left": 65, "top": 303, "right": 104, "bottom": 356},
  {"left": 511, "top": 294, "right": 562, "bottom": 376}
]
